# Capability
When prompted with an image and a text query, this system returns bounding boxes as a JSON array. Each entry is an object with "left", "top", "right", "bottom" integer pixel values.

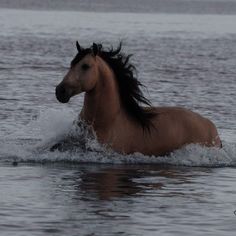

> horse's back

[{"left": 150, "top": 107, "right": 221, "bottom": 151}]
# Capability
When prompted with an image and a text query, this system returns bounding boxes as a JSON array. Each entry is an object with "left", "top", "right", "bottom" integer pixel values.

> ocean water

[{"left": 0, "top": 8, "right": 236, "bottom": 236}]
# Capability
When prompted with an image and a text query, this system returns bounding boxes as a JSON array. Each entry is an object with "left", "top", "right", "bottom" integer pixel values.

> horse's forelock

[
  {"left": 70, "top": 47, "right": 91, "bottom": 67},
  {"left": 71, "top": 42, "right": 121, "bottom": 67}
]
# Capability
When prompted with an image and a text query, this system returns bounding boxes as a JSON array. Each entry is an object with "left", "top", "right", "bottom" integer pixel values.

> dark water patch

[
  {"left": 0, "top": 97, "right": 19, "bottom": 101},
  {"left": 42, "top": 228, "right": 62, "bottom": 234}
]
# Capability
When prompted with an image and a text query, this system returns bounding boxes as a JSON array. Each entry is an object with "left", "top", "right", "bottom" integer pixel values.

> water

[{"left": 0, "top": 7, "right": 236, "bottom": 236}]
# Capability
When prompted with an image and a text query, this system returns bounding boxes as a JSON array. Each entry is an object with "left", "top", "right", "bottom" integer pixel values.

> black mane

[{"left": 71, "top": 42, "right": 156, "bottom": 131}]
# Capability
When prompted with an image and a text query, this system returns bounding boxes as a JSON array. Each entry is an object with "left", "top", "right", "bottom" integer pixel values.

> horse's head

[
  {"left": 55, "top": 41, "right": 155, "bottom": 130},
  {"left": 56, "top": 42, "right": 100, "bottom": 103}
]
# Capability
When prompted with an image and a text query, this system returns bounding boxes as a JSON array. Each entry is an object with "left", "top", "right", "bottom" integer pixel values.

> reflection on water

[
  {"left": 0, "top": 163, "right": 236, "bottom": 235},
  {"left": 75, "top": 165, "right": 215, "bottom": 201},
  {"left": 1, "top": 163, "right": 236, "bottom": 235},
  {"left": 79, "top": 166, "right": 163, "bottom": 200}
]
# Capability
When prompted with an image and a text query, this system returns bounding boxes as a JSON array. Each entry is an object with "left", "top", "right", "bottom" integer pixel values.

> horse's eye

[{"left": 81, "top": 63, "right": 90, "bottom": 71}]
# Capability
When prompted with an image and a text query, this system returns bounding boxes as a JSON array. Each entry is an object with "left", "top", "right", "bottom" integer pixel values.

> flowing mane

[{"left": 71, "top": 42, "right": 156, "bottom": 130}]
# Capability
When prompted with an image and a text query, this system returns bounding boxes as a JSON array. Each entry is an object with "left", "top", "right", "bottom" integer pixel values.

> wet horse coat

[{"left": 55, "top": 42, "right": 221, "bottom": 156}]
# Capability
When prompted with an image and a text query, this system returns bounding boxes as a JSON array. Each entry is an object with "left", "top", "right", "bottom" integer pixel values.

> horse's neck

[{"left": 81, "top": 58, "right": 121, "bottom": 130}]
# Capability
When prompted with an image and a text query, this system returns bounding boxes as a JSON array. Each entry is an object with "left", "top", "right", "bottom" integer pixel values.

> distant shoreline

[{"left": 1, "top": 0, "right": 236, "bottom": 15}]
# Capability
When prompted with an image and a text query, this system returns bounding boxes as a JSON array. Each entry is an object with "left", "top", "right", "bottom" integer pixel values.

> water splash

[{"left": 0, "top": 108, "right": 236, "bottom": 167}]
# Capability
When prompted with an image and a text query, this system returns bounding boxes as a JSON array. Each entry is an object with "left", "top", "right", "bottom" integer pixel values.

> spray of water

[{"left": 0, "top": 108, "right": 235, "bottom": 167}]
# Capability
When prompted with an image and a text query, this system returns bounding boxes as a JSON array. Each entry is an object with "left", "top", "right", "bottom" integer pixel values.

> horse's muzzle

[{"left": 55, "top": 84, "right": 71, "bottom": 103}]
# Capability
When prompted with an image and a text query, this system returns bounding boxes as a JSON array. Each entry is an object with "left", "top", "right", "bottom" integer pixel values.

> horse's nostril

[
  {"left": 55, "top": 85, "right": 70, "bottom": 103},
  {"left": 56, "top": 85, "right": 65, "bottom": 95},
  {"left": 60, "top": 87, "right": 66, "bottom": 94},
  {"left": 60, "top": 88, "right": 66, "bottom": 95}
]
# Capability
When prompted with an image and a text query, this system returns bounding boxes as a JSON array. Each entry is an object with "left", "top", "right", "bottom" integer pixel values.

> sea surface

[{"left": 0, "top": 7, "right": 236, "bottom": 236}]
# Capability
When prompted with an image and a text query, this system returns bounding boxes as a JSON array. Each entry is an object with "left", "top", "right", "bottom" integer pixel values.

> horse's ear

[
  {"left": 76, "top": 41, "right": 82, "bottom": 53},
  {"left": 92, "top": 43, "right": 98, "bottom": 56}
]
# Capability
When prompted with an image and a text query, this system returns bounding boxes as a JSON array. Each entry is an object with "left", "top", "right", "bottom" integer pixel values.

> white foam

[{"left": 1, "top": 108, "right": 236, "bottom": 167}]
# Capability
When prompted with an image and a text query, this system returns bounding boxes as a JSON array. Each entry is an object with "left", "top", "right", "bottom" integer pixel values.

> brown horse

[{"left": 55, "top": 42, "right": 221, "bottom": 156}]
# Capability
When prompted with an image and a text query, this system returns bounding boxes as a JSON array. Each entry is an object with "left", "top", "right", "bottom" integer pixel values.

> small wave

[{"left": 1, "top": 108, "right": 236, "bottom": 167}]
